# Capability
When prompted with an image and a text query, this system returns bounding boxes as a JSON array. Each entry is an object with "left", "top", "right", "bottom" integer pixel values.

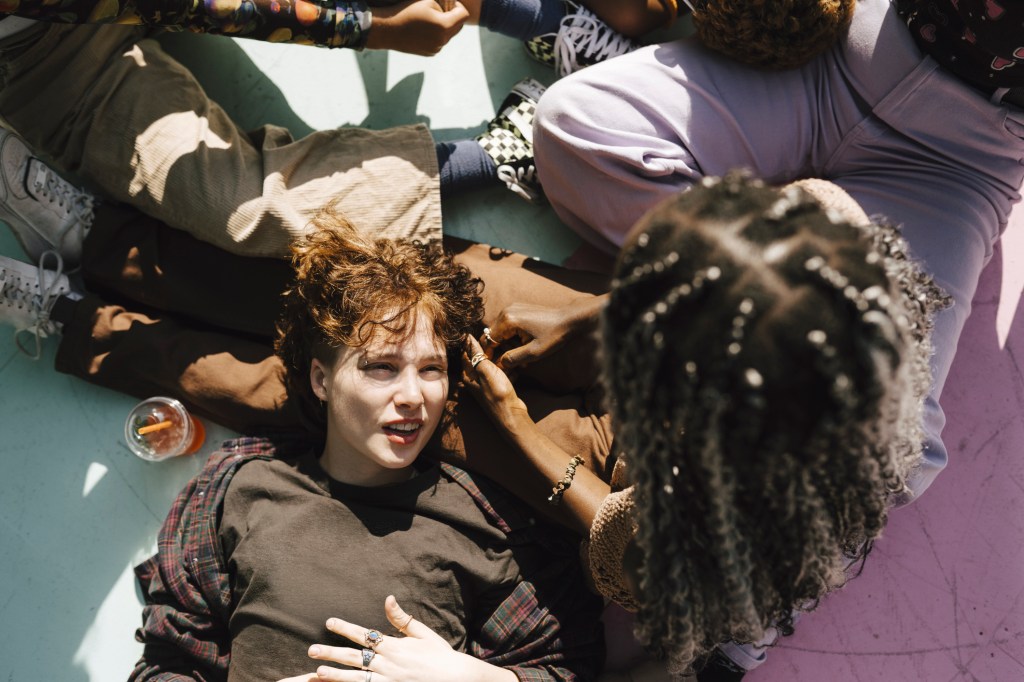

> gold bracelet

[{"left": 548, "top": 455, "right": 585, "bottom": 506}]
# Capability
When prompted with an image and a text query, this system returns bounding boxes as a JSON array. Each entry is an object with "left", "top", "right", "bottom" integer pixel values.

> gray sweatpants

[{"left": 534, "top": 0, "right": 1024, "bottom": 502}]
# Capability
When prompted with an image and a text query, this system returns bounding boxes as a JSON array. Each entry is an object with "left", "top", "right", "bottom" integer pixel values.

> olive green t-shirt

[{"left": 219, "top": 453, "right": 529, "bottom": 682}]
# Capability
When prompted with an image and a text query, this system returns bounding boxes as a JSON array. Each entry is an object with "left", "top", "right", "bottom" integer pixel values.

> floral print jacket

[{"left": 1, "top": 0, "right": 384, "bottom": 48}]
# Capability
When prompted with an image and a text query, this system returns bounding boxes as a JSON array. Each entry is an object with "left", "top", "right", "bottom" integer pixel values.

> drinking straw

[{"left": 137, "top": 420, "right": 174, "bottom": 436}]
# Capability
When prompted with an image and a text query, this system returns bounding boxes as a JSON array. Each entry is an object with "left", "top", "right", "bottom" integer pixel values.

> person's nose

[{"left": 393, "top": 367, "right": 425, "bottom": 411}]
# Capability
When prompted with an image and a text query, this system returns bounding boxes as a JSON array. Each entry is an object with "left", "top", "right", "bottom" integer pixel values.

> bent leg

[
  {"left": 533, "top": 38, "right": 835, "bottom": 252},
  {"left": 533, "top": 0, "right": 907, "bottom": 251},
  {"left": 0, "top": 23, "right": 440, "bottom": 257},
  {"left": 82, "top": 204, "right": 292, "bottom": 338},
  {"left": 831, "top": 64, "right": 1024, "bottom": 500},
  {"left": 54, "top": 294, "right": 298, "bottom": 433}
]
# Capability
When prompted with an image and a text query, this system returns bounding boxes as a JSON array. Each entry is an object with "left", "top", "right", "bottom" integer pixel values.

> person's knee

[{"left": 533, "top": 74, "right": 596, "bottom": 157}]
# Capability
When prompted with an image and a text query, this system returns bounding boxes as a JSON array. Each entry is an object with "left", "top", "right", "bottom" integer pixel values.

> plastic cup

[{"left": 125, "top": 397, "right": 206, "bottom": 461}]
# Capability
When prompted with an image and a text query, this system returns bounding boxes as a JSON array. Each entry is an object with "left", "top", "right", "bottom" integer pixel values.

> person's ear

[{"left": 310, "top": 358, "right": 329, "bottom": 402}]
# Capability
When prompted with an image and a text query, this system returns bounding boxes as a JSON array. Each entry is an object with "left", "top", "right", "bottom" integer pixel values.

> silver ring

[
  {"left": 365, "top": 628, "right": 384, "bottom": 650},
  {"left": 365, "top": 670, "right": 373, "bottom": 682},
  {"left": 470, "top": 352, "right": 486, "bottom": 369},
  {"left": 361, "top": 647, "right": 375, "bottom": 669}
]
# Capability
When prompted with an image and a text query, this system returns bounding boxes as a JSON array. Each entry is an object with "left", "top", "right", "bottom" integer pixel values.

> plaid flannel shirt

[{"left": 130, "top": 435, "right": 604, "bottom": 682}]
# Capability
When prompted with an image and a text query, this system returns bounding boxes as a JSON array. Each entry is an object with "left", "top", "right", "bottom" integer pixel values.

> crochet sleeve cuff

[{"left": 583, "top": 487, "right": 640, "bottom": 611}]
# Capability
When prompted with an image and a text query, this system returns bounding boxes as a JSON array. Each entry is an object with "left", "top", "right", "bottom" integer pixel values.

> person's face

[{"left": 310, "top": 312, "right": 449, "bottom": 486}]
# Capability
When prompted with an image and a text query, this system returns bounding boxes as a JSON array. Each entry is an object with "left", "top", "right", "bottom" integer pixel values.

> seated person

[
  {"left": 128, "top": 211, "right": 605, "bottom": 681},
  {"left": 462, "top": 174, "right": 950, "bottom": 675}
]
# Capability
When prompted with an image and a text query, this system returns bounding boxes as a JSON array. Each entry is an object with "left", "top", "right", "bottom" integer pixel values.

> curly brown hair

[
  {"left": 692, "top": 0, "right": 855, "bottom": 70},
  {"left": 603, "top": 172, "right": 949, "bottom": 671},
  {"left": 274, "top": 208, "right": 484, "bottom": 434}
]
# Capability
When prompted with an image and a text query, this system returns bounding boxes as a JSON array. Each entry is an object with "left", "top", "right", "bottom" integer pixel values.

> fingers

[
  {"left": 445, "top": 2, "right": 470, "bottom": 25},
  {"left": 384, "top": 595, "right": 446, "bottom": 643},
  {"left": 465, "top": 334, "right": 484, "bottom": 359},
  {"left": 487, "top": 309, "right": 526, "bottom": 346},
  {"left": 384, "top": 595, "right": 416, "bottom": 635},
  {"left": 463, "top": 336, "right": 501, "bottom": 379},
  {"left": 323, "top": 617, "right": 388, "bottom": 653},
  {"left": 310, "top": 666, "right": 380, "bottom": 681},
  {"left": 496, "top": 340, "right": 541, "bottom": 371},
  {"left": 306, "top": 640, "right": 364, "bottom": 668}
]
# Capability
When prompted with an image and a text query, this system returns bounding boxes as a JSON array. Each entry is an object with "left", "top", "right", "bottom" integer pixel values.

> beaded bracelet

[{"left": 548, "top": 455, "right": 585, "bottom": 506}]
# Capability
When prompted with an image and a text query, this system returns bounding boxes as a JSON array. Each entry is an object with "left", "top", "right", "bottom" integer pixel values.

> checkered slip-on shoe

[
  {"left": 476, "top": 77, "right": 546, "bottom": 204},
  {"left": 525, "top": 0, "right": 640, "bottom": 78}
]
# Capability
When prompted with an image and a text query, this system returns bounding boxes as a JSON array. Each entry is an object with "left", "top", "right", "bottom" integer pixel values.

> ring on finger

[
  {"left": 365, "top": 629, "right": 384, "bottom": 650},
  {"left": 361, "top": 647, "right": 375, "bottom": 669},
  {"left": 365, "top": 670, "right": 373, "bottom": 682},
  {"left": 470, "top": 352, "right": 487, "bottom": 369},
  {"left": 398, "top": 613, "right": 415, "bottom": 635}
]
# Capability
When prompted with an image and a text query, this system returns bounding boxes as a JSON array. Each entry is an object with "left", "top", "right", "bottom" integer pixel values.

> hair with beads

[
  {"left": 691, "top": 0, "right": 855, "bottom": 70},
  {"left": 603, "top": 172, "right": 948, "bottom": 672},
  {"left": 274, "top": 207, "right": 484, "bottom": 434}
]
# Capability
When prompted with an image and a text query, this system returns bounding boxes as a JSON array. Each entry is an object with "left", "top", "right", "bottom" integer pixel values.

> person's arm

[
  {"left": 129, "top": 452, "right": 242, "bottom": 681},
  {"left": 365, "top": 0, "right": 470, "bottom": 55},
  {"left": 6, "top": 0, "right": 468, "bottom": 53},
  {"left": 463, "top": 335, "right": 609, "bottom": 535}
]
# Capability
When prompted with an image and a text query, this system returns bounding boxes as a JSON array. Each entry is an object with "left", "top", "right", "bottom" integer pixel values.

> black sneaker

[
  {"left": 525, "top": 1, "right": 640, "bottom": 78},
  {"left": 476, "top": 78, "right": 546, "bottom": 204}
]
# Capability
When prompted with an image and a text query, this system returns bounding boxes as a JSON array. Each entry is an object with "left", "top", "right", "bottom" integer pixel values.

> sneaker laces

[
  {"left": 496, "top": 163, "right": 542, "bottom": 203},
  {"left": 7, "top": 250, "right": 65, "bottom": 360},
  {"left": 553, "top": 7, "right": 636, "bottom": 77},
  {"left": 31, "top": 164, "right": 95, "bottom": 232}
]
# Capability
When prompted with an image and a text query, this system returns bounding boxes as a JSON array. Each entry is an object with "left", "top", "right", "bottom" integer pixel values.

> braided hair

[{"left": 602, "top": 172, "right": 948, "bottom": 671}]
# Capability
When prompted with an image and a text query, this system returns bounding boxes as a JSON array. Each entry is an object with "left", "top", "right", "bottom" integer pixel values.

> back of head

[
  {"left": 603, "top": 172, "right": 947, "bottom": 670},
  {"left": 692, "top": 0, "right": 855, "bottom": 70},
  {"left": 275, "top": 207, "right": 483, "bottom": 435}
]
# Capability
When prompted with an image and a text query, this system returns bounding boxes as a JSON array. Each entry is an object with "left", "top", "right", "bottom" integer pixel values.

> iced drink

[{"left": 125, "top": 397, "right": 206, "bottom": 461}]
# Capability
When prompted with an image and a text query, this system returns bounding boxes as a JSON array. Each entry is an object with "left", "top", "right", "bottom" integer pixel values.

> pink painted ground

[{"left": 598, "top": 204, "right": 1024, "bottom": 682}]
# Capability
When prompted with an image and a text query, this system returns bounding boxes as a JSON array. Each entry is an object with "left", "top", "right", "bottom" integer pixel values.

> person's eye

[
  {"left": 363, "top": 363, "right": 396, "bottom": 375},
  {"left": 421, "top": 365, "right": 447, "bottom": 378}
]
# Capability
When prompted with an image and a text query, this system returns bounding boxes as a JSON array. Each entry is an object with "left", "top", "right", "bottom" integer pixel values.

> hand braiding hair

[{"left": 602, "top": 173, "right": 948, "bottom": 672}]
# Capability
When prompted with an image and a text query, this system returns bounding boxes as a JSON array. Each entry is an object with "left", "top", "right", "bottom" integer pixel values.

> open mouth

[{"left": 383, "top": 422, "right": 422, "bottom": 444}]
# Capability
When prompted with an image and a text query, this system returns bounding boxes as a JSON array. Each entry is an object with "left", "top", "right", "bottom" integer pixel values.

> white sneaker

[
  {"left": 0, "top": 128, "right": 95, "bottom": 267},
  {"left": 524, "top": 1, "right": 640, "bottom": 78},
  {"left": 0, "top": 251, "right": 70, "bottom": 359}
]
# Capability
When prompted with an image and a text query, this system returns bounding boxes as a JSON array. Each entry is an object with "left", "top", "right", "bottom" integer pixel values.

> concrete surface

[{"left": 0, "top": 24, "right": 1021, "bottom": 682}]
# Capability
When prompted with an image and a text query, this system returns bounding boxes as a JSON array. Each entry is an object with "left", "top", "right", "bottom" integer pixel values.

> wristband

[{"left": 548, "top": 455, "right": 585, "bottom": 506}]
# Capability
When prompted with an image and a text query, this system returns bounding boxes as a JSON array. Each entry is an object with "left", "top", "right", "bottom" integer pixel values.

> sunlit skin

[{"left": 310, "top": 312, "right": 449, "bottom": 487}]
